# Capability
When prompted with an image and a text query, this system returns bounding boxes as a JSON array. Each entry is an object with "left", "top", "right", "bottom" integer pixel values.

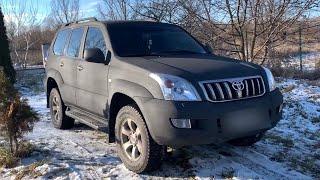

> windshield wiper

[
  {"left": 122, "top": 49, "right": 204, "bottom": 57},
  {"left": 151, "top": 49, "right": 204, "bottom": 55},
  {"left": 122, "top": 53, "right": 160, "bottom": 57}
]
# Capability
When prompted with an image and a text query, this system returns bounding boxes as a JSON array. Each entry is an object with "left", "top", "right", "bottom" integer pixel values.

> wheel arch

[
  {"left": 108, "top": 80, "right": 155, "bottom": 143},
  {"left": 45, "top": 70, "right": 64, "bottom": 108}
]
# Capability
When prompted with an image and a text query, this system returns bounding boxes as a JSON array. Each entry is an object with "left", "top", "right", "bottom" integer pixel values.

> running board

[{"left": 65, "top": 108, "right": 108, "bottom": 132}]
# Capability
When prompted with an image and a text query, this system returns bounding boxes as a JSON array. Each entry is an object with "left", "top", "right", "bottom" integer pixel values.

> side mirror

[
  {"left": 84, "top": 48, "right": 108, "bottom": 64},
  {"left": 41, "top": 43, "right": 50, "bottom": 67},
  {"left": 204, "top": 43, "right": 213, "bottom": 54}
]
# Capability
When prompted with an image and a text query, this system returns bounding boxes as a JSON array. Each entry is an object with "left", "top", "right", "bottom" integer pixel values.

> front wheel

[{"left": 115, "top": 105, "right": 163, "bottom": 173}]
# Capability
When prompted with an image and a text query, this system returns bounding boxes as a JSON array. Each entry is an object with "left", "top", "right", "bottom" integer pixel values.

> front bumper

[{"left": 134, "top": 88, "right": 283, "bottom": 147}]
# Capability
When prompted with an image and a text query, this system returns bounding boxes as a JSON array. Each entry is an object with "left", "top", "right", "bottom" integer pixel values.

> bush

[{"left": 0, "top": 69, "right": 39, "bottom": 167}]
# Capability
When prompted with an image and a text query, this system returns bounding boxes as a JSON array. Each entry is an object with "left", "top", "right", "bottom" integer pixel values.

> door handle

[
  {"left": 77, "top": 65, "right": 84, "bottom": 71},
  {"left": 60, "top": 62, "right": 64, "bottom": 67}
]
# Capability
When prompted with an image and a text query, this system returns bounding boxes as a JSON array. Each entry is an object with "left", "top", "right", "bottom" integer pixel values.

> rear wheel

[
  {"left": 229, "top": 133, "right": 264, "bottom": 146},
  {"left": 115, "top": 105, "right": 163, "bottom": 173},
  {"left": 49, "top": 88, "right": 74, "bottom": 129}
]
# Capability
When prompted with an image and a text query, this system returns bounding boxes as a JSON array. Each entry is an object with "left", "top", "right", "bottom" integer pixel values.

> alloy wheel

[
  {"left": 51, "top": 94, "right": 61, "bottom": 122},
  {"left": 121, "top": 118, "right": 143, "bottom": 161}
]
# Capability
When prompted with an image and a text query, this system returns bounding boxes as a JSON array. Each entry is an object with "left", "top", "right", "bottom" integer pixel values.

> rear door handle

[
  {"left": 60, "top": 62, "right": 64, "bottom": 67},
  {"left": 77, "top": 65, "right": 84, "bottom": 71}
]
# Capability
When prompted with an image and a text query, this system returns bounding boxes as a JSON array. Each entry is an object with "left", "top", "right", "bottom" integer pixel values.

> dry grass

[
  {"left": 270, "top": 151, "right": 289, "bottom": 162},
  {"left": 0, "top": 142, "right": 35, "bottom": 168},
  {"left": 264, "top": 134, "right": 295, "bottom": 148},
  {"left": 0, "top": 147, "right": 19, "bottom": 168},
  {"left": 220, "top": 167, "right": 235, "bottom": 179},
  {"left": 14, "top": 160, "right": 46, "bottom": 180},
  {"left": 289, "top": 156, "right": 320, "bottom": 178},
  {"left": 281, "top": 84, "right": 296, "bottom": 93},
  {"left": 15, "top": 141, "right": 35, "bottom": 158}
]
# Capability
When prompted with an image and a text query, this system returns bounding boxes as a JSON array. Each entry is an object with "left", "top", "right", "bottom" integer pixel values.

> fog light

[{"left": 171, "top": 118, "right": 191, "bottom": 129}]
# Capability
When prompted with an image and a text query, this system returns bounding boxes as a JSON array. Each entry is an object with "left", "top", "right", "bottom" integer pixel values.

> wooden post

[{"left": 299, "top": 25, "right": 303, "bottom": 72}]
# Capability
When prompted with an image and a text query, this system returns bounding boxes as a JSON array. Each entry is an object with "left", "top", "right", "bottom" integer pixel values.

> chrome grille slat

[
  {"left": 215, "top": 83, "right": 224, "bottom": 100},
  {"left": 200, "top": 76, "right": 265, "bottom": 102},
  {"left": 256, "top": 78, "right": 261, "bottom": 94},
  {"left": 244, "top": 80, "right": 249, "bottom": 97},
  {"left": 251, "top": 79, "right": 255, "bottom": 96},
  {"left": 207, "top": 84, "right": 217, "bottom": 100},
  {"left": 223, "top": 82, "right": 233, "bottom": 99},
  {"left": 215, "top": 83, "right": 225, "bottom": 100}
]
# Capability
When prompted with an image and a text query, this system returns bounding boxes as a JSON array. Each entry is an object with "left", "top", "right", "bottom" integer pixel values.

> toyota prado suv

[{"left": 43, "top": 17, "right": 283, "bottom": 173}]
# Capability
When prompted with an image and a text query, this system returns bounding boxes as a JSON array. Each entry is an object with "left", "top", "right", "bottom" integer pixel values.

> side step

[{"left": 65, "top": 108, "right": 108, "bottom": 132}]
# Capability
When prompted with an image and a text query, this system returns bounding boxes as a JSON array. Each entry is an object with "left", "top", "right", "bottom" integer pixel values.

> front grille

[{"left": 199, "top": 76, "right": 266, "bottom": 102}]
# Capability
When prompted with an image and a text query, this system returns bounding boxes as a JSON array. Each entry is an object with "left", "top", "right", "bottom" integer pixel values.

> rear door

[
  {"left": 76, "top": 27, "right": 109, "bottom": 116},
  {"left": 50, "top": 29, "right": 76, "bottom": 105},
  {"left": 58, "top": 27, "right": 85, "bottom": 106}
]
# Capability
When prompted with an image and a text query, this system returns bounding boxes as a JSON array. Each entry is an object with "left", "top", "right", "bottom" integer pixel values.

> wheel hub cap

[
  {"left": 120, "top": 118, "right": 143, "bottom": 161},
  {"left": 129, "top": 134, "right": 137, "bottom": 144},
  {"left": 52, "top": 95, "right": 61, "bottom": 121}
]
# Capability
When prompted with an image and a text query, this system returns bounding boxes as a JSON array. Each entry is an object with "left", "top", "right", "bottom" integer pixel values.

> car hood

[
  {"left": 145, "top": 54, "right": 263, "bottom": 81},
  {"left": 119, "top": 54, "right": 264, "bottom": 83}
]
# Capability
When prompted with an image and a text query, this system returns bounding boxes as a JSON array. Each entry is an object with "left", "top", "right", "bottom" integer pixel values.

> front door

[{"left": 76, "top": 27, "right": 109, "bottom": 116}]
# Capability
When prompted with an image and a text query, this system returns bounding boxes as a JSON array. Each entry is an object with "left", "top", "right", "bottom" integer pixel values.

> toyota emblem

[{"left": 231, "top": 80, "right": 245, "bottom": 91}]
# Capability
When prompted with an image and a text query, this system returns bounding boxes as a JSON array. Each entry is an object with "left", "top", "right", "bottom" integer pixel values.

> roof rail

[{"left": 63, "top": 17, "right": 98, "bottom": 27}]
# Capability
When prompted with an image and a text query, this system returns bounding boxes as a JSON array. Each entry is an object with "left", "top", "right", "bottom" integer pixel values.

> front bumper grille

[{"left": 199, "top": 76, "right": 266, "bottom": 102}]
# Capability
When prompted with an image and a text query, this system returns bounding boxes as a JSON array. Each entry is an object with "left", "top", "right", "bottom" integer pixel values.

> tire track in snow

[
  {"left": 189, "top": 144, "right": 306, "bottom": 179},
  {"left": 219, "top": 144, "right": 312, "bottom": 179}
]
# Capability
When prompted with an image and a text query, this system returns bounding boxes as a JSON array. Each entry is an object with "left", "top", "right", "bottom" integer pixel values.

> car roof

[
  {"left": 103, "top": 20, "right": 173, "bottom": 26},
  {"left": 60, "top": 19, "right": 177, "bottom": 30}
]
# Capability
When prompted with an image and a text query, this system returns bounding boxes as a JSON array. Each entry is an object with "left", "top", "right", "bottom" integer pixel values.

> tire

[
  {"left": 115, "top": 105, "right": 163, "bottom": 173},
  {"left": 49, "top": 88, "right": 74, "bottom": 129},
  {"left": 228, "top": 133, "right": 264, "bottom": 146}
]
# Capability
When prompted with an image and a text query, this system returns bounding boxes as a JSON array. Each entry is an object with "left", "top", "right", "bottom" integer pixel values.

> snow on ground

[{"left": 0, "top": 69, "right": 319, "bottom": 179}]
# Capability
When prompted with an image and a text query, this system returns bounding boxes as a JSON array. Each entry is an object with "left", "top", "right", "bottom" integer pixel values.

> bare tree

[
  {"left": 98, "top": 0, "right": 133, "bottom": 20},
  {"left": 179, "top": 0, "right": 318, "bottom": 65},
  {"left": 2, "top": 0, "right": 41, "bottom": 68},
  {"left": 50, "top": 0, "right": 80, "bottom": 25},
  {"left": 133, "top": 0, "right": 180, "bottom": 22},
  {"left": 98, "top": 0, "right": 181, "bottom": 22}
]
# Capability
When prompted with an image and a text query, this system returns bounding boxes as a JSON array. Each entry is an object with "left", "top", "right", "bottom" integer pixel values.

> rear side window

[
  {"left": 53, "top": 29, "right": 70, "bottom": 55},
  {"left": 84, "top": 27, "right": 107, "bottom": 57},
  {"left": 66, "top": 28, "right": 84, "bottom": 57}
]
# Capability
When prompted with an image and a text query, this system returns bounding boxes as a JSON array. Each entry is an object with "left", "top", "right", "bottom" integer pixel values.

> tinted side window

[
  {"left": 53, "top": 29, "right": 70, "bottom": 55},
  {"left": 85, "top": 27, "right": 107, "bottom": 57},
  {"left": 67, "top": 28, "right": 84, "bottom": 57}
]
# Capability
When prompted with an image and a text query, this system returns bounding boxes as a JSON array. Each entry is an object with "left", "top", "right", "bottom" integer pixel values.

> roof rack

[{"left": 63, "top": 17, "right": 98, "bottom": 27}]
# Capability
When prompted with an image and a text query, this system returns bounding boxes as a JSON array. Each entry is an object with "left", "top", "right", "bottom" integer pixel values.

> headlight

[
  {"left": 149, "top": 73, "right": 201, "bottom": 101},
  {"left": 263, "top": 67, "right": 276, "bottom": 91}
]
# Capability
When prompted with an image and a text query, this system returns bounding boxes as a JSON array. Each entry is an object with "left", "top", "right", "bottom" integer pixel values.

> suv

[{"left": 44, "top": 18, "right": 283, "bottom": 173}]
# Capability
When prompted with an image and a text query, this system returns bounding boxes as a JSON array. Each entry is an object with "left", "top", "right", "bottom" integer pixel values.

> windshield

[{"left": 108, "top": 24, "right": 207, "bottom": 57}]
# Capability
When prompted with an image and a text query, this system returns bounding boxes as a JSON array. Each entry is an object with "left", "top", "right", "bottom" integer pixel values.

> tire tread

[{"left": 116, "top": 105, "right": 163, "bottom": 173}]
